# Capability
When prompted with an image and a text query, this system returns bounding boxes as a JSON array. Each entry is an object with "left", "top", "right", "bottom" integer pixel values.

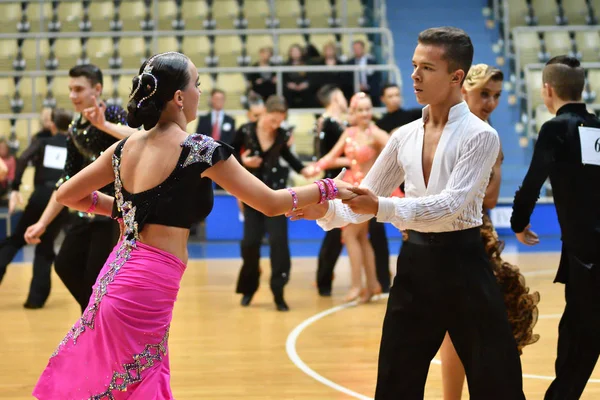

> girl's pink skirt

[{"left": 33, "top": 240, "right": 186, "bottom": 400}]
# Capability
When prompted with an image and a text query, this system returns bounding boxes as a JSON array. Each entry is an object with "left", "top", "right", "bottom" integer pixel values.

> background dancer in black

[
  {"left": 24, "top": 64, "right": 135, "bottom": 313},
  {"left": 0, "top": 108, "right": 72, "bottom": 309},
  {"left": 233, "top": 95, "right": 313, "bottom": 311},
  {"left": 511, "top": 55, "right": 600, "bottom": 400}
]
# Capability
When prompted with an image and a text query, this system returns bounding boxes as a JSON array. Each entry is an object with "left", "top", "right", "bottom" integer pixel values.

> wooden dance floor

[{"left": 1, "top": 251, "right": 599, "bottom": 399}]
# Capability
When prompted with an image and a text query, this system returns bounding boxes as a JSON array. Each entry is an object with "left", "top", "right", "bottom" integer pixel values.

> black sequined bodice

[{"left": 111, "top": 134, "right": 233, "bottom": 238}]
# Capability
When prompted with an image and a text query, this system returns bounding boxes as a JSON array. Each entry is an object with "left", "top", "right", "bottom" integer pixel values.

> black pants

[
  {"left": 545, "top": 253, "right": 600, "bottom": 400},
  {"left": 236, "top": 206, "right": 290, "bottom": 298},
  {"left": 0, "top": 186, "right": 68, "bottom": 306},
  {"left": 316, "top": 219, "right": 390, "bottom": 294},
  {"left": 375, "top": 228, "right": 524, "bottom": 400},
  {"left": 54, "top": 215, "right": 120, "bottom": 313}
]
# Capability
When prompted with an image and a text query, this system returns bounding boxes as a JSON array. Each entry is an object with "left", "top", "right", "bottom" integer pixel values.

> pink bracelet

[
  {"left": 287, "top": 188, "right": 298, "bottom": 211},
  {"left": 314, "top": 180, "right": 327, "bottom": 204},
  {"left": 324, "top": 178, "right": 338, "bottom": 200},
  {"left": 86, "top": 191, "right": 99, "bottom": 214}
]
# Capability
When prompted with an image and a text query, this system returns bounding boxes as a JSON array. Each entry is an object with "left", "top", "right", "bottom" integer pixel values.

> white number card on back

[
  {"left": 43, "top": 145, "right": 67, "bottom": 170},
  {"left": 578, "top": 126, "right": 600, "bottom": 166}
]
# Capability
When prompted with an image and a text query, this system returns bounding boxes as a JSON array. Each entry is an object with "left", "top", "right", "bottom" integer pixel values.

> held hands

[
  {"left": 342, "top": 187, "right": 379, "bottom": 215},
  {"left": 515, "top": 224, "right": 540, "bottom": 246},
  {"left": 82, "top": 96, "right": 107, "bottom": 129},
  {"left": 286, "top": 169, "right": 357, "bottom": 221}
]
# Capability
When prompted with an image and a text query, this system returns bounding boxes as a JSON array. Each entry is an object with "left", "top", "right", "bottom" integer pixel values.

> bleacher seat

[
  {"left": 157, "top": 1, "right": 179, "bottom": 31},
  {"left": 563, "top": 0, "right": 590, "bottom": 25},
  {"left": 88, "top": 0, "right": 114, "bottom": 32},
  {"left": 335, "top": 0, "right": 363, "bottom": 27},
  {"left": 57, "top": 1, "right": 84, "bottom": 32},
  {"left": 214, "top": 35, "right": 244, "bottom": 67},
  {"left": 305, "top": 3, "right": 332, "bottom": 28},
  {"left": 531, "top": 0, "right": 559, "bottom": 25},
  {"left": 575, "top": 30, "right": 600, "bottom": 61},
  {"left": 119, "top": 1, "right": 148, "bottom": 31},
  {"left": 25, "top": 2, "right": 53, "bottom": 33},
  {"left": 543, "top": 31, "right": 571, "bottom": 58},
  {"left": 181, "top": 0, "right": 209, "bottom": 30},
  {"left": 244, "top": 0, "right": 271, "bottom": 29},
  {"left": 274, "top": 0, "right": 302, "bottom": 29},
  {"left": 55, "top": 38, "right": 82, "bottom": 69},
  {"left": 508, "top": 0, "right": 530, "bottom": 28},
  {"left": 0, "top": 3, "right": 20, "bottom": 33},
  {"left": 0, "top": 40, "right": 17, "bottom": 71},
  {"left": 87, "top": 38, "right": 114, "bottom": 69},
  {"left": 181, "top": 36, "right": 212, "bottom": 67},
  {"left": 213, "top": 0, "right": 239, "bottom": 30}
]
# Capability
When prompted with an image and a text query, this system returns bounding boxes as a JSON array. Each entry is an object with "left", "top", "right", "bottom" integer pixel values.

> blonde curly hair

[{"left": 463, "top": 63, "right": 504, "bottom": 91}]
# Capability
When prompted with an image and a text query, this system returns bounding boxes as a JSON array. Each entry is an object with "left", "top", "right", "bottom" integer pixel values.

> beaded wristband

[
  {"left": 287, "top": 188, "right": 298, "bottom": 211},
  {"left": 314, "top": 180, "right": 327, "bottom": 204},
  {"left": 86, "top": 191, "right": 99, "bottom": 214},
  {"left": 324, "top": 178, "right": 338, "bottom": 200}
]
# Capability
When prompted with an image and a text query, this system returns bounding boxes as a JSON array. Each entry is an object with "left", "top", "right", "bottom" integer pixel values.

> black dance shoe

[
  {"left": 23, "top": 301, "right": 43, "bottom": 309},
  {"left": 241, "top": 294, "right": 253, "bottom": 307},
  {"left": 274, "top": 293, "right": 289, "bottom": 312}
]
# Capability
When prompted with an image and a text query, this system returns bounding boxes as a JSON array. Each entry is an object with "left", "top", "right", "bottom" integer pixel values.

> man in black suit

[
  {"left": 510, "top": 56, "right": 600, "bottom": 400},
  {"left": 346, "top": 40, "right": 381, "bottom": 106},
  {"left": 195, "top": 88, "right": 236, "bottom": 144}
]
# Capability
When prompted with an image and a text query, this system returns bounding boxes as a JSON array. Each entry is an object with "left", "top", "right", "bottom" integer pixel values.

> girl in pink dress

[
  {"left": 31, "top": 52, "right": 355, "bottom": 399},
  {"left": 312, "top": 92, "right": 389, "bottom": 302}
]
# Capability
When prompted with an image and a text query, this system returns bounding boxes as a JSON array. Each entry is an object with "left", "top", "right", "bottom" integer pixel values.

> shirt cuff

[
  {"left": 316, "top": 201, "right": 335, "bottom": 228},
  {"left": 376, "top": 197, "right": 395, "bottom": 222}
]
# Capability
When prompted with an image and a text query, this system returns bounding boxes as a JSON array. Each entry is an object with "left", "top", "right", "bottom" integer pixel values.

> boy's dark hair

[
  {"left": 68, "top": 64, "right": 103, "bottom": 87},
  {"left": 380, "top": 83, "right": 399, "bottom": 97},
  {"left": 543, "top": 55, "right": 585, "bottom": 101},
  {"left": 51, "top": 108, "right": 74, "bottom": 132},
  {"left": 317, "top": 85, "right": 341, "bottom": 107},
  {"left": 417, "top": 27, "right": 474, "bottom": 84}
]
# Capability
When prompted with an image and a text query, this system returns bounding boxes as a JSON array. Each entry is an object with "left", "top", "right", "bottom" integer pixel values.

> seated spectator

[
  {"left": 246, "top": 46, "right": 277, "bottom": 101},
  {"left": 283, "top": 44, "right": 314, "bottom": 108},
  {"left": 311, "top": 41, "right": 353, "bottom": 101}
]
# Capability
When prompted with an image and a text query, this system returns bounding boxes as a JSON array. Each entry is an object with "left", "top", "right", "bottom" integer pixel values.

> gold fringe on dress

[{"left": 480, "top": 214, "right": 540, "bottom": 354}]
